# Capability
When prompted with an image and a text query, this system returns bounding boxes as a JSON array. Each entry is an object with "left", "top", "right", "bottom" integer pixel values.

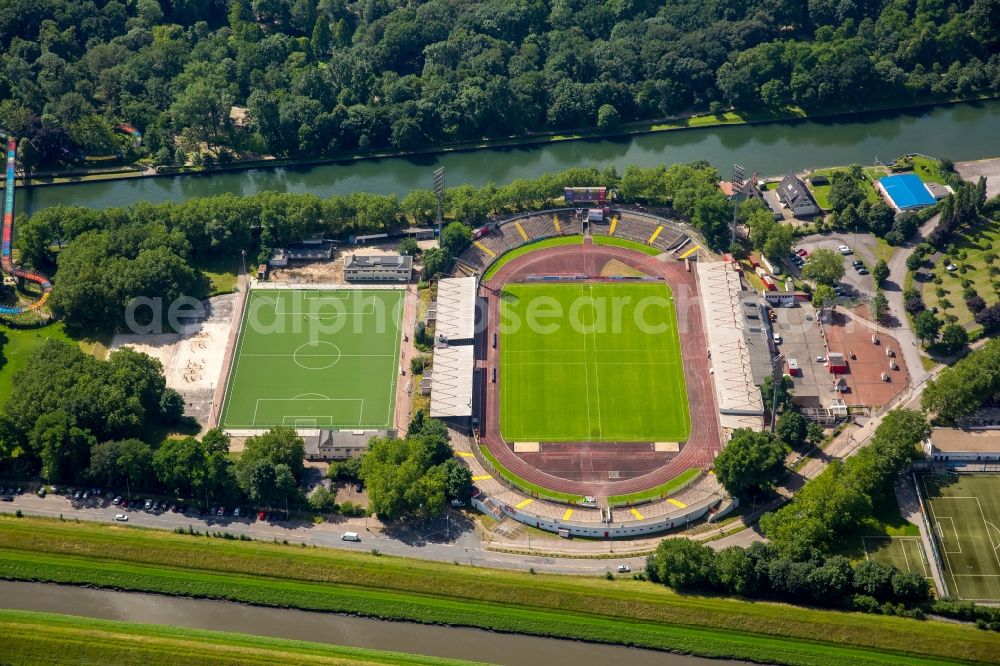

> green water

[{"left": 18, "top": 100, "right": 1000, "bottom": 213}]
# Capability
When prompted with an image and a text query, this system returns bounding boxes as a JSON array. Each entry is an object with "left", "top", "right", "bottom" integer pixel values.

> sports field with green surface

[
  {"left": 220, "top": 289, "right": 402, "bottom": 429},
  {"left": 922, "top": 473, "right": 1000, "bottom": 601},
  {"left": 862, "top": 536, "right": 930, "bottom": 578},
  {"left": 499, "top": 283, "right": 689, "bottom": 442}
]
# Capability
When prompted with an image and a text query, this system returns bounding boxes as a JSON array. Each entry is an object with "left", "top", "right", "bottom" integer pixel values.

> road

[{"left": 1, "top": 492, "right": 648, "bottom": 575}]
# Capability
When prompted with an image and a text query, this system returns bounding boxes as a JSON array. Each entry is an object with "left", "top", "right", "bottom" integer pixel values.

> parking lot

[
  {"left": 787, "top": 235, "right": 877, "bottom": 297},
  {"left": 771, "top": 301, "right": 831, "bottom": 406}
]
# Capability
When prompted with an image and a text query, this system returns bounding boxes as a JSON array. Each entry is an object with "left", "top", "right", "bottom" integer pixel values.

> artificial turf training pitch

[
  {"left": 922, "top": 473, "right": 1000, "bottom": 602},
  {"left": 220, "top": 288, "right": 403, "bottom": 429},
  {"left": 499, "top": 282, "right": 690, "bottom": 442}
]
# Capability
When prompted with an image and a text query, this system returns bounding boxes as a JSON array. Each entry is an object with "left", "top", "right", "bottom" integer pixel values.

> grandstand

[{"left": 454, "top": 208, "right": 690, "bottom": 275}]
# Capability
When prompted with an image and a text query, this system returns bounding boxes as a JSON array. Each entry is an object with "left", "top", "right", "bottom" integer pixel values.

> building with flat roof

[
  {"left": 877, "top": 174, "right": 936, "bottom": 211},
  {"left": 429, "top": 276, "right": 477, "bottom": 427},
  {"left": 923, "top": 428, "right": 1000, "bottom": 462},
  {"left": 433, "top": 277, "right": 476, "bottom": 344},
  {"left": 344, "top": 254, "right": 412, "bottom": 282},
  {"left": 776, "top": 173, "right": 820, "bottom": 217}
]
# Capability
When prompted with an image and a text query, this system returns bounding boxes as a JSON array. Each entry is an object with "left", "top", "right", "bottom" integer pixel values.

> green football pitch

[
  {"left": 220, "top": 289, "right": 403, "bottom": 430},
  {"left": 499, "top": 282, "right": 690, "bottom": 442},
  {"left": 922, "top": 473, "right": 1000, "bottom": 601}
]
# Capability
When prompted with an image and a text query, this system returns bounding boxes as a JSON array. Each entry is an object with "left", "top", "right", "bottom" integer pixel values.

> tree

[
  {"left": 440, "top": 221, "right": 472, "bottom": 257},
  {"left": 308, "top": 485, "right": 338, "bottom": 513},
  {"left": 650, "top": 539, "right": 717, "bottom": 590},
  {"left": 811, "top": 284, "right": 836, "bottom": 309},
  {"left": 872, "top": 259, "right": 889, "bottom": 286},
  {"left": 596, "top": 104, "right": 620, "bottom": 129},
  {"left": 397, "top": 237, "right": 420, "bottom": 256},
  {"left": 311, "top": 18, "right": 333, "bottom": 58},
  {"left": 439, "top": 457, "right": 472, "bottom": 500},
  {"left": 913, "top": 310, "right": 942, "bottom": 346},
  {"left": 940, "top": 323, "right": 968, "bottom": 353},
  {"left": 238, "top": 428, "right": 305, "bottom": 483},
  {"left": 975, "top": 304, "right": 1000, "bottom": 332},
  {"left": 870, "top": 290, "right": 889, "bottom": 324},
  {"left": 360, "top": 436, "right": 448, "bottom": 519},
  {"left": 801, "top": 248, "right": 845, "bottom": 286},
  {"left": 154, "top": 436, "right": 209, "bottom": 498},
  {"left": 421, "top": 247, "right": 451, "bottom": 279},
  {"left": 402, "top": 190, "right": 438, "bottom": 225},
  {"left": 714, "top": 429, "right": 789, "bottom": 497},
  {"left": 31, "top": 411, "right": 96, "bottom": 483},
  {"left": 762, "top": 224, "right": 794, "bottom": 261},
  {"left": 87, "top": 439, "right": 154, "bottom": 490},
  {"left": 776, "top": 411, "right": 808, "bottom": 448},
  {"left": 761, "top": 374, "right": 794, "bottom": 415}
]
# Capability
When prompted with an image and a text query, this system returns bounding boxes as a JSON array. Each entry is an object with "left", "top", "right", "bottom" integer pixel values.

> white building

[
  {"left": 923, "top": 428, "right": 1000, "bottom": 463},
  {"left": 344, "top": 254, "right": 412, "bottom": 282}
]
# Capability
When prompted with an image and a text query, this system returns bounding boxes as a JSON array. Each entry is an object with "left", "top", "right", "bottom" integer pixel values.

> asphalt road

[{"left": 1, "top": 492, "right": 646, "bottom": 576}]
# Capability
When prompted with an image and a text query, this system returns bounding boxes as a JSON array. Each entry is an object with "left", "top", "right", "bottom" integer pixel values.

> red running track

[{"left": 479, "top": 242, "right": 722, "bottom": 498}]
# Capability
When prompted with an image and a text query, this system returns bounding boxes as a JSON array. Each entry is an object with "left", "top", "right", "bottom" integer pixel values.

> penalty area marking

[{"left": 252, "top": 397, "right": 366, "bottom": 427}]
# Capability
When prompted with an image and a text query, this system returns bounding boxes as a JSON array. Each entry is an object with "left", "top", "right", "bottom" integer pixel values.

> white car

[
  {"left": 837, "top": 245, "right": 852, "bottom": 255},
  {"left": 946, "top": 263, "right": 958, "bottom": 272},
  {"left": 114, "top": 513, "right": 128, "bottom": 522},
  {"left": 617, "top": 564, "right": 631, "bottom": 573},
  {"left": 772, "top": 333, "right": 782, "bottom": 344}
]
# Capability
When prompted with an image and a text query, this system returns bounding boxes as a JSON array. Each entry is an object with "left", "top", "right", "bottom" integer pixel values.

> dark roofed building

[
  {"left": 344, "top": 254, "right": 413, "bottom": 282},
  {"left": 777, "top": 173, "right": 820, "bottom": 217},
  {"left": 303, "top": 429, "right": 394, "bottom": 461}
]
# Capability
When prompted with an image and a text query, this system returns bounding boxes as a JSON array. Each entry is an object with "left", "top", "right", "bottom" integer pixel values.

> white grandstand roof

[
  {"left": 697, "top": 262, "right": 765, "bottom": 431},
  {"left": 430, "top": 344, "right": 475, "bottom": 418},
  {"left": 435, "top": 277, "right": 477, "bottom": 342}
]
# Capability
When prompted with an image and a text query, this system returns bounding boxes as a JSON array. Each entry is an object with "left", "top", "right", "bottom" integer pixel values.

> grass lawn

[
  {"left": 0, "top": 609, "right": 476, "bottom": 666},
  {"left": 499, "top": 283, "right": 689, "bottom": 442},
  {"left": 920, "top": 217, "right": 1000, "bottom": 327},
  {"left": 0, "top": 323, "right": 104, "bottom": 406},
  {"left": 607, "top": 468, "right": 701, "bottom": 505},
  {"left": 482, "top": 236, "right": 582, "bottom": 281},
  {"left": 195, "top": 255, "right": 241, "bottom": 298},
  {"left": 0, "top": 517, "right": 996, "bottom": 665},
  {"left": 805, "top": 168, "right": 880, "bottom": 211},
  {"left": 921, "top": 473, "right": 1000, "bottom": 602},
  {"left": 220, "top": 288, "right": 402, "bottom": 429},
  {"left": 591, "top": 235, "right": 664, "bottom": 255}
]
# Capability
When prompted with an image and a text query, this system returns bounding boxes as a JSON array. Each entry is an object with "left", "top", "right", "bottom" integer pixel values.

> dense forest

[{"left": 0, "top": 0, "right": 998, "bottom": 166}]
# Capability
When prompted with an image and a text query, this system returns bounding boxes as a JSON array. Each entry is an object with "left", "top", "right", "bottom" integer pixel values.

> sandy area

[
  {"left": 957, "top": 158, "right": 1000, "bottom": 199},
  {"left": 110, "top": 294, "right": 236, "bottom": 429}
]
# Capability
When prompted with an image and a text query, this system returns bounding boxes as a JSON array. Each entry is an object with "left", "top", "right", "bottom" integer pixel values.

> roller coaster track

[{"left": 0, "top": 133, "right": 52, "bottom": 315}]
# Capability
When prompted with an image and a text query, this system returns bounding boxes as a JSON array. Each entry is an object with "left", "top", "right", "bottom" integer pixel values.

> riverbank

[
  {"left": 4, "top": 94, "right": 998, "bottom": 191},
  {"left": 0, "top": 515, "right": 994, "bottom": 665},
  {"left": 0, "top": 607, "right": 477, "bottom": 666}
]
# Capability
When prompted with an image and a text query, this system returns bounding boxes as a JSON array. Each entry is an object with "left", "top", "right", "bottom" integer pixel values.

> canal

[
  {"left": 0, "top": 580, "right": 745, "bottom": 665},
  {"left": 18, "top": 100, "right": 1000, "bottom": 214}
]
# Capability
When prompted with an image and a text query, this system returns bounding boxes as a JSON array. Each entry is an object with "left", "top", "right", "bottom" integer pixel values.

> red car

[
  {"left": 795, "top": 248, "right": 809, "bottom": 257},
  {"left": 257, "top": 511, "right": 267, "bottom": 521}
]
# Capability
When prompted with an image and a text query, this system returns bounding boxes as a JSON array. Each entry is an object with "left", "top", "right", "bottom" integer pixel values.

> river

[
  {"left": 0, "top": 580, "right": 745, "bottom": 665},
  {"left": 17, "top": 100, "right": 1000, "bottom": 213}
]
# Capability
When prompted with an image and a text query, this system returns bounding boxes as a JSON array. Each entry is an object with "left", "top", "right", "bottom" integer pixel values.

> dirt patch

[
  {"left": 600, "top": 259, "right": 647, "bottom": 278},
  {"left": 110, "top": 294, "right": 236, "bottom": 429}
]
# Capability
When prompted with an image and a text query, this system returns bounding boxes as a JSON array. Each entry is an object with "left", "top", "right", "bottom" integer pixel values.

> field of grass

[
  {"left": 220, "top": 289, "right": 402, "bottom": 429},
  {"left": 482, "top": 236, "right": 582, "bottom": 280},
  {"left": 862, "top": 537, "right": 930, "bottom": 580},
  {"left": 590, "top": 235, "right": 664, "bottom": 255},
  {"left": 499, "top": 283, "right": 689, "bottom": 442},
  {"left": 194, "top": 255, "right": 240, "bottom": 297},
  {"left": 0, "top": 516, "right": 995, "bottom": 665},
  {"left": 0, "top": 609, "right": 477, "bottom": 666},
  {"left": 607, "top": 468, "right": 702, "bottom": 506},
  {"left": 922, "top": 473, "right": 1000, "bottom": 602},
  {"left": 805, "top": 168, "right": 880, "bottom": 210},
  {"left": 920, "top": 217, "right": 1000, "bottom": 327},
  {"left": 0, "top": 323, "right": 103, "bottom": 405}
]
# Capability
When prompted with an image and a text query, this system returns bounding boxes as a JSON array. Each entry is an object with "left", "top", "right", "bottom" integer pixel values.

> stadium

[{"left": 442, "top": 197, "right": 745, "bottom": 528}]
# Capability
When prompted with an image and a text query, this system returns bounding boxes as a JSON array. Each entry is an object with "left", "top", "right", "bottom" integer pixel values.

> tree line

[
  {"left": 922, "top": 338, "right": 1000, "bottom": 423},
  {"left": 5, "top": 0, "right": 997, "bottom": 169},
  {"left": 17, "top": 162, "right": 743, "bottom": 333}
]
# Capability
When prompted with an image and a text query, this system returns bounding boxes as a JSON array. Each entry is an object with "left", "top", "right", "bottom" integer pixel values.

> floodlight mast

[
  {"left": 731, "top": 163, "right": 745, "bottom": 249},
  {"left": 433, "top": 167, "right": 445, "bottom": 234}
]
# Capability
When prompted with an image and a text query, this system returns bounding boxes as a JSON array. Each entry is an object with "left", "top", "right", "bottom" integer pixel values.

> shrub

[
  {"left": 852, "top": 595, "right": 880, "bottom": 613},
  {"left": 410, "top": 356, "right": 429, "bottom": 374}
]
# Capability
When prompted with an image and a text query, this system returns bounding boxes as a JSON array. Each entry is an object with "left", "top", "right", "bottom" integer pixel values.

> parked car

[
  {"left": 0, "top": 495, "right": 12, "bottom": 502},
  {"left": 144, "top": 499, "right": 153, "bottom": 510},
  {"left": 795, "top": 248, "right": 809, "bottom": 257},
  {"left": 857, "top": 267, "right": 869, "bottom": 275},
  {"left": 120, "top": 499, "right": 128, "bottom": 508},
  {"left": 37, "top": 488, "right": 46, "bottom": 498},
  {"left": 233, "top": 507, "right": 241, "bottom": 517},
  {"left": 341, "top": 532, "right": 361, "bottom": 542},
  {"left": 82, "top": 491, "right": 89, "bottom": 500},
  {"left": 772, "top": 333, "right": 782, "bottom": 344},
  {"left": 217, "top": 506, "right": 226, "bottom": 516},
  {"left": 617, "top": 564, "right": 631, "bottom": 573},
  {"left": 257, "top": 511, "right": 267, "bottom": 521},
  {"left": 112, "top": 496, "right": 121, "bottom": 505},
  {"left": 838, "top": 245, "right": 852, "bottom": 254},
  {"left": 114, "top": 514, "right": 128, "bottom": 522}
]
